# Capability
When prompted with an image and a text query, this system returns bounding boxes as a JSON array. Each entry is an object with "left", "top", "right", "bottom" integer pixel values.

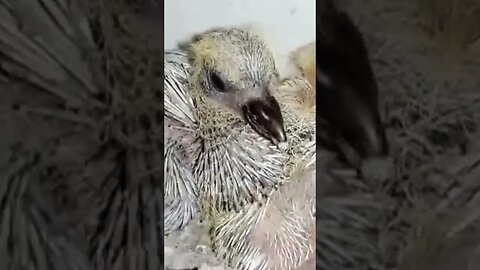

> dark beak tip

[
  {"left": 270, "top": 129, "right": 287, "bottom": 146},
  {"left": 242, "top": 96, "right": 287, "bottom": 145},
  {"left": 277, "top": 129, "right": 287, "bottom": 143}
]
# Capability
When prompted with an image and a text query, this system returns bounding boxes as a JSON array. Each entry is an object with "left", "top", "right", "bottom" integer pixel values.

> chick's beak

[{"left": 241, "top": 94, "right": 287, "bottom": 145}]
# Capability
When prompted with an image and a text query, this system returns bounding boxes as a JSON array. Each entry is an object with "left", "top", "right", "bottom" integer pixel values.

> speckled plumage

[{"left": 163, "top": 29, "right": 288, "bottom": 234}]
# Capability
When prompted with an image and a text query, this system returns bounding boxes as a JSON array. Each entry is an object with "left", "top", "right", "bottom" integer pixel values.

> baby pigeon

[
  {"left": 164, "top": 27, "right": 289, "bottom": 234},
  {"left": 208, "top": 73, "right": 317, "bottom": 270}
]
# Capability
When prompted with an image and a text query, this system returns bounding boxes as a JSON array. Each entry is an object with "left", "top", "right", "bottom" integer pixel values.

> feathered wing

[
  {"left": 164, "top": 138, "right": 199, "bottom": 233},
  {"left": 164, "top": 50, "right": 197, "bottom": 126},
  {"left": 163, "top": 50, "right": 200, "bottom": 234}
]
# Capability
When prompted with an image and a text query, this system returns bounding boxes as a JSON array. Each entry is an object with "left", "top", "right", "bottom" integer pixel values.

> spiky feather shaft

[
  {"left": 164, "top": 139, "right": 199, "bottom": 232},
  {"left": 164, "top": 50, "right": 200, "bottom": 234},
  {"left": 210, "top": 160, "right": 315, "bottom": 270}
]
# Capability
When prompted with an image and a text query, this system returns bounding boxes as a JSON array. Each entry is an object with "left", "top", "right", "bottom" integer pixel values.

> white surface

[{"left": 164, "top": 0, "right": 316, "bottom": 76}]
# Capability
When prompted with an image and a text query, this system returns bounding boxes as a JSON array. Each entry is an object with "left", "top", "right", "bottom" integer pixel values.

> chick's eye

[{"left": 210, "top": 72, "right": 226, "bottom": 92}]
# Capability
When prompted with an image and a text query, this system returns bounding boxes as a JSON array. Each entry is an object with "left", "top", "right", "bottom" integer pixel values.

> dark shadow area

[
  {"left": 316, "top": 0, "right": 480, "bottom": 269},
  {"left": 0, "top": 0, "right": 164, "bottom": 269}
]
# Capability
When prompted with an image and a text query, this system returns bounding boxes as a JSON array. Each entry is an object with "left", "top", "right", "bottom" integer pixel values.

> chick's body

[
  {"left": 209, "top": 74, "right": 317, "bottom": 270},
  {"left": 164, "top": 28, "right": 288, "bottom": 234}
]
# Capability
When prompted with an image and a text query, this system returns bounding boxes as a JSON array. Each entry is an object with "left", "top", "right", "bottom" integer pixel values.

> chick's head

[{"left": 185, "top": 28, "right": 287, "bottom": 145}]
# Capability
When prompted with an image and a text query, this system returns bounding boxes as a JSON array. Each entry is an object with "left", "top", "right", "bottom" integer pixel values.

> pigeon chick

[
  {"left": 207, "top": 70, "right": 317, "bottom": 270},
  {"left": 164, "top": 27, "right": 289, "bottom": 234}
]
